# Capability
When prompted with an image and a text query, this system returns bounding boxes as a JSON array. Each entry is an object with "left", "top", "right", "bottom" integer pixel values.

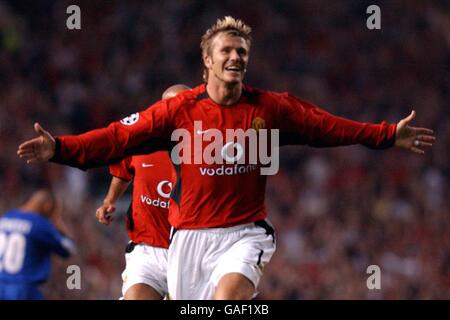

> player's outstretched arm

[
  {"left": 96, "top": 176, "right": 130, "bottom": 226},
  {"left": 17, "top": 101, "right": 171, "bottom": 169},
  {"left": 17, "top": 123, "right": 55, "bottom": 163},
  {"left": 395, "top": 110, "right": 436, "bottom": 155}
]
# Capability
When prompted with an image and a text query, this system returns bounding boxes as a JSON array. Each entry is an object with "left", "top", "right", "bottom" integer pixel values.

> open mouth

[{"left": 225, "top": 65, "right": 241, "bottom": 72}]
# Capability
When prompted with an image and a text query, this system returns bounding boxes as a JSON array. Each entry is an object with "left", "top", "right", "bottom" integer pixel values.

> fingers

[
  {"left": 17, "top": 141, "right": 40, "bottom": 162},
  {"left": 18, "top": 152, "right": 40, "bottom": 163},
  {"left": 95, "top": 205, "right": 115, "bottom": 225},
  {"left": 96, "top": 207, "right": 109, "bottom": 225},
  {"left": 96, "top": 210, "right": 111, "bottom": 225},
  {"left": 407, "top": 110, "right": 416, "bottom": 122},
  {"left": 18, "top": 138, "right": 41, "bottom": 162},
  {"left": 17, "top": 151, "right": 37, "bottom": 160},
  {"left": 417, "top": 142, "right": 433, "bottom": 148},
  {"left": 397, "top": 110, "right": 416, "bottom": 131},
  {"left": 410, "top": 138, "right": 434, "bottom": 155},
  {"left": 18, "top": 126, "right": 56, "bottom": 163},
  {"left": 410, "top": 146, "right": 425, "bottom": 155},
  {"left": 412, "top": 132, "right": 436, "bottom": 154},
  {"left": 402, "top": 110, "right": 416, "bottom": 125},
  {"left": 26, "top": 158, "right": 42, "bottom": 164},
  {"left": 412, "top": 127, "right": 434, "bottom": 135},
  {"left": 415, "top": 135, "right": 436, "bottom": 142},
  {"left": 105, "top": 205, "right": 116, "bottom": 224},
  {"left": 105, "top": 212, "right": 114, "bottom": 223},
  {"left": 18, "top": 138, "right": 39, "bottom": 152},
  {"left": 34, "top": 122, "right": 48, "bottom": 137}
]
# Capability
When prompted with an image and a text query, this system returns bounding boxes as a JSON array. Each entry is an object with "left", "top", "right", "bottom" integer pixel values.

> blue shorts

[{"left": 0, "top": 283, "right": 44, "bottom": 300}]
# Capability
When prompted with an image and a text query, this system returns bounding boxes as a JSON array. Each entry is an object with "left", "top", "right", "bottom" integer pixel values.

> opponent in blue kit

[{"left": 0, "top": 189, "right": 75, "bottom": 300}]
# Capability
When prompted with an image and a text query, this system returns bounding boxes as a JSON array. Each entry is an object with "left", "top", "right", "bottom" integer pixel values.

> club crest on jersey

[
  {"left": 252, "top": 117, "right": 266, "bottom": 132},
  {"left": 120, "top": 113, "right": 139, "bottom": 126}
]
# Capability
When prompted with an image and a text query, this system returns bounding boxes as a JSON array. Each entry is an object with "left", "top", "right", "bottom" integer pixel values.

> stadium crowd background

[{"left": 0, "top": 0, "right": 448, "bottom": 299}]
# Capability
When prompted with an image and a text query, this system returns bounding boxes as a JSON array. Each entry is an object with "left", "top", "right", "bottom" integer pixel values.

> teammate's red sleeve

[
  {"left": 278, "top": 93, "right": 397, "bottom": 149},
  {"left": 50, "top": 100, "right": 172, "bottom": 169},
  {"left": 109, "top": 157, "right": 133, "bottom": 181}
]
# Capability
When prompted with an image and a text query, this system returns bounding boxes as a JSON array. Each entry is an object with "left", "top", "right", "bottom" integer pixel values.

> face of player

[{"left": 204, "top": 32, "right": 249, "bottom": 85}]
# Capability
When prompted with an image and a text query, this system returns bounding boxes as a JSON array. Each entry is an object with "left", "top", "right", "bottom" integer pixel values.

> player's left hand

[
  {"left": 95, "top": 201, "right": 116, "bottom": 226},
  {"left": 395, "top": 110, "right": 435, "bottom": 155}
]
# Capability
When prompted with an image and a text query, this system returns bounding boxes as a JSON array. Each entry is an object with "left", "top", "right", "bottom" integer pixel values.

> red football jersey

[
  {"left": 109, "top": 151, "right": 173, "bottom": 248},
  {"left": 53, "top": 84, "right": 396, "bottom": 229}
]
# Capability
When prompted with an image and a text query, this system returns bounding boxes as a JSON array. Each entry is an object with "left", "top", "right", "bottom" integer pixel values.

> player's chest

[
  {"left": 171, "top": 101, "right": 278, "bottom": 167},
  {"left": 176, "top": 101, "right": 273, "bottom": 133}
]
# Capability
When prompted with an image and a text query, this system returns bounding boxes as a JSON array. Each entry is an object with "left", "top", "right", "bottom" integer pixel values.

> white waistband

[{"left": 177, "top": 222, "right": 257, "bottom": 234}]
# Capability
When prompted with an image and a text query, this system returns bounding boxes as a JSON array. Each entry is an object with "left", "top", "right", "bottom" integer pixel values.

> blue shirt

[{"left": 0, "top": 209, "right": 74, "bottom": 285}]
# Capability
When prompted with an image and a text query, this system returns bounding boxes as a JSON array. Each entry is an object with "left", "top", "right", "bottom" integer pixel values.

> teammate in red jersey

[
  {"left": 18, "top": 16, "right": 435, "bottom": 300},
  {"left": 95, "top": 85, "right": 190, "bottom": 300}
]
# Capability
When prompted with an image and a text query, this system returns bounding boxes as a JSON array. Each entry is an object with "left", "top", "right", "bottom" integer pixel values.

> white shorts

[
  {"left": 167, "top": 220, "right": 276, "bottom": 300},
  {"left": 121, "top": 242, "right": 168, "bottom": 297}
]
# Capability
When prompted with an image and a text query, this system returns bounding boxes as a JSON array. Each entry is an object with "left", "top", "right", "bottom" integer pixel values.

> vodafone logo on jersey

[
  {"left": 171, "top": 121, "right": 280, "bottom": 175},
  {"left": 221, "top": 141, "right": 244, "bottom": 163},
  {"left": 156, "top": 180, "right": 172, "bottom": 198},
  {"left": 140, "top": 180, "right": 173, "bottom": 209},
  {"left": 120, "top": 113, "right": 139, "bottom": 126}
]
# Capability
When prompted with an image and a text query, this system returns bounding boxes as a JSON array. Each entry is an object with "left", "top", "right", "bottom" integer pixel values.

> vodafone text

[
  {"left": 140, "top": 195, "right": 170, "bottom": 209},
  {"left": 199, "top": 164, "right": 258, "bottom": 176},
  {"left": 171, "top": 121, "right": 279, "bottom": 175}
]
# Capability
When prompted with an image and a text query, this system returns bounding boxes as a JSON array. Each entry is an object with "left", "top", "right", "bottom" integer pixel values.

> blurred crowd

[{"left": 0, "top": 0, "right": 448, "bottom": 299}]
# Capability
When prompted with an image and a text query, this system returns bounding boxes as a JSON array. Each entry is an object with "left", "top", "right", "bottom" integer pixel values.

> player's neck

[
  {"left": 206, "top": 80, "right": 242, "bottom": 106},
  {"left": 19, "top": 203, "right": 36, "bottom": 214},
  {"left": 19, "top": 201, "right": 44, "bottom": 216}
]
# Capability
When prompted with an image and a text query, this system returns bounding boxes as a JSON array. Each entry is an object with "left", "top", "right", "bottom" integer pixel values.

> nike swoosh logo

[
  {"left": 142, "top": 163, "right": 154, "bottom": 168},
  {"left": 196, "top": 129, "right": 216, "bottom": 135}
]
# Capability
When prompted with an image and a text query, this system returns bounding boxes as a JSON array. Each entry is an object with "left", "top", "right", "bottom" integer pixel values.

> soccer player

[
  {"left": 95, "top": 85, "right": 190, "bottom": 300},
  {"left": 17, "top": 17, "right": 435, "bottom": 300},
  {"left": 0, "top": 189, "right": 75, "bottom": 300}
]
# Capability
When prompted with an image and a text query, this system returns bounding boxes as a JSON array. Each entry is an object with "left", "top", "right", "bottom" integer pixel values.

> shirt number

[{"left": 0, "top": 232, "right": 27, "bottom": 274}]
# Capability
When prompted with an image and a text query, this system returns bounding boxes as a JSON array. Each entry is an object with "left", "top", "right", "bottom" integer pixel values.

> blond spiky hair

[{"left": 201, "top": 16, "right": 252, "bottom": 58}]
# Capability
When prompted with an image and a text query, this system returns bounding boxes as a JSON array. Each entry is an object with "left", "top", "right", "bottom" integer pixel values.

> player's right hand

[
  {"left": 96, "top": 201, "right": 116, "bottom": 226},
  {"left": 395, "top": 110, "right": 435, "bottom": 155},
  {"left": 17, "top": 123, "right": 56, "bottom": 163}
]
